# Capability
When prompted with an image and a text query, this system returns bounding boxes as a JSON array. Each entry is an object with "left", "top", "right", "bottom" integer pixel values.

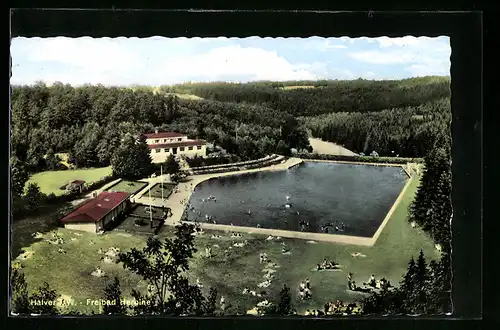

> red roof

[
  {"left": 143, "top": 132, "right": 187, "bottom": 139},
  {"left": 147, "top": 140, "right": 205, "bottom": 149},
  {"left": 60, "top": 191, "right": 130, "bottom": 223},
  {"left": 70, "top": 180, "right": 85, "bottom": 185}
]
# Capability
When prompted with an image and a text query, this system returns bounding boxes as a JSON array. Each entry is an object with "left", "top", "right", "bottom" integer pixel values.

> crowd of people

[
  {"left": 316, "top": 258, "right": 339, "bottom": 271},
  {"left": 298, "top": 278, "right": 312, "bottom": 300},
  {"left": 347, "top": 272, "right": 392, "bottom": 292}
]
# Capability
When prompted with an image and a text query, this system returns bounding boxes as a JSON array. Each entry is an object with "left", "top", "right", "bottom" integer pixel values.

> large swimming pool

[{"left": 183, "top": 162, "right": 407, "bottom": 237}]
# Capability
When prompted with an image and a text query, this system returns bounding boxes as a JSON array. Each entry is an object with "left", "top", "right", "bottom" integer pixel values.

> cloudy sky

[{"left": 10, "top": 36, "right": 450, "bottom": 86}]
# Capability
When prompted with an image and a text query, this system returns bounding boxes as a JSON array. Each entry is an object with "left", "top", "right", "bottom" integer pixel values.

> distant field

[
  {"left": 169, "top": 93, "right": 204, "bottom": 100},
  {"left": 27, "top": 166, "right": 112, "bottom": 196},
  {"left": 105, "top": 180, "right": 148, "bottom": 195},
  {"left": 308, "top": 138, "right": 358, "bottom": 156},
  {"left": 281, "top": 85, "right": 316, "bottom": 90}
]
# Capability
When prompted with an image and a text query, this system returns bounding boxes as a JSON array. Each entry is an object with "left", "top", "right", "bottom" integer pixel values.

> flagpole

[{"left": 149, "top": 175, "right": 153, "bottom": 228}]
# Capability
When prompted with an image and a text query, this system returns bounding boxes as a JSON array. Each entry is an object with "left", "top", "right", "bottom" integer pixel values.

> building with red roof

[
  {"left": 144, "top": 130, "right": 206, "bottom": 163},
  {"left": 66, "top": 180, "right": 86, "bottom": 193},
  {"left": 60, "top": 191, "right": 131, "bottom": 233}
]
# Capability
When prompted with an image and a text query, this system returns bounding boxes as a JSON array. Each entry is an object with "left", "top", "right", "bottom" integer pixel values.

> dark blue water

[{"left": 183, "top": 162, "right": 407, "bottom": 237}]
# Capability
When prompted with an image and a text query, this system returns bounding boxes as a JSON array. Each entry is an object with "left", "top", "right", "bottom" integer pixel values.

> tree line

[
  {"left": 361, "top": 130, "right": 452, "bottom": 315},
  {"left": 301, "top": 98, "right": 451, "bottom": 158},
  {"left": 161, "top": 76, "right": 450, "bottom": 117}
]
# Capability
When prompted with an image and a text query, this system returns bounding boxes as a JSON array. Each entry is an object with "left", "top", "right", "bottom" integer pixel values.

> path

[{"left": 308, "top": 137, "right": 358, "bottom": 156}]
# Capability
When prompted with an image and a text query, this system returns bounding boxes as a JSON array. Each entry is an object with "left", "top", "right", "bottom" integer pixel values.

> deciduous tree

[
  {"left": 111, "top": 134, "right": 153, "bottom": 179},
  {"left": 117, "top": 223, "right": 207, "bottom": 315}
]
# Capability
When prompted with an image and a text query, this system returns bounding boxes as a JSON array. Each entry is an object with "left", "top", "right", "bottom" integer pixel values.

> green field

[
  {"left": 105, "top": 180, "right": 148, "bottom": 195},
  {"left": 281, "top": 85, "right": 316, "bottom": 90},
  {"left": 26, "top": 167, "right": 112, "bottom": 196},
  {"left": 12, "top": 174, "right": 437, "bottom": 315}
]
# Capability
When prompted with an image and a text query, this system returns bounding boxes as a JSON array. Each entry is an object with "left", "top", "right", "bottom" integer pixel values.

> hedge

[{"left": 296, "top": 152, "right": 424, "bottom": 164}]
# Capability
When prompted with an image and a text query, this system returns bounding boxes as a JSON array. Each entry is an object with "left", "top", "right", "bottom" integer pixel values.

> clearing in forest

[
  {"left": 27, "top": 166, "right": 112, "bottom": 196},
  {"left": 308, "top": 138, "right": 358, "bottom": 156}
]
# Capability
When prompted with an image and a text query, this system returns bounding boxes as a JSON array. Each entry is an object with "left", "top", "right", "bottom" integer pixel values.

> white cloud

[
  {"left": 362, "top": 71, "right": 376, "bottom": 79},
  {"left": 25, "top": 37, "right": 144, "bottom": 72},
  {"left": 347, "top": 36, "right": 451, "bottom": 77},
  {"left": 11, "top": 38, "right": 323, "bottom": 85},
  {"left": 376, "top": 36, "right": 423, "bottom": 48},
  {"left": 10, "top": 36, "right": 451, "bottom": 86},
  {"left": 348, "top": 51, "right": 418, "bottom": 64},
  {"left": 325, "top": 44, "right": 347, "bottom": 49},
  {"left": 153, "top": 45, "right": 319, "bottom": 83},
  {"left": 340, "top": 37, "right": 356, "bottom": 44}
]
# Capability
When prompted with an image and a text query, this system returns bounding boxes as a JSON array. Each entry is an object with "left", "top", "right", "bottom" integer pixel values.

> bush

[
  {"left": 296, "top": 152, "right": 423, "bottom": 164},
  {"left": 187, "top": 154, "right": 241, "bottom": 168},
  {"left": 134, "top": 219, "right": 148, "bottom": 227}
]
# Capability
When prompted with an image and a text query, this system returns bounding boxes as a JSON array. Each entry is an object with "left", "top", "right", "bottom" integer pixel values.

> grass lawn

[
  {"left": 105, "top": 180, "right": 148, "bottom": 195},
  {"left": 12, "top": 174, "right": 438, "bottom": 315},
  {"left": 27, "top": 166, "right": 112, "bottom": 196},
  {"left": 146, "top": 183, "right": 176, "bottom": 199}
]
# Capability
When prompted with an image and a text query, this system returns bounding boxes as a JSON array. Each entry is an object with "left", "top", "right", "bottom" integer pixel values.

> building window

[
  {"left": 169, "top": 139, "right": 174, "bottom": 142},
  {"left": 180, "top": 147, "right": 185, "bottom": 151},
  {"left": 177, "top": 138, "right": 182, "bottom": 141},
  {"left": 156, "top": 149, "right": 161, "bottom": 153},
  {"left": 197, "top": 146, "right": 202, "bottom": 150},
  {"left": 164, "top": 139, "right": 167, "bottom": 142},
  {"left": 188, "top": 146, "right": 193, "bottom": 150},
  {"left": 164, "top": 148, "right": 169, "bottom": 152},
  {"left": 155, "top": 140, "right": 159, "bottom": 143}
]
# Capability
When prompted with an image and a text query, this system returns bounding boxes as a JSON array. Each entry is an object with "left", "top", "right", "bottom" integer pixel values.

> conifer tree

[
  {"left": 414, "top": 250, "right": 430, "bottom": 314},
  {"left": 11, "top": 269, "right": 30, "bottom": 314},
  {"left": 103, "top": 277, "right": 126, "bottom": 315},
  {"left": 276, "top": 284, "right": 293, "bottom": 315}
]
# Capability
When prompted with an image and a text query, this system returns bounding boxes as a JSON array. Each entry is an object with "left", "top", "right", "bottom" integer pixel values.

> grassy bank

[{"left": 27, "top": 166, "right": 113, "bottom": 196}]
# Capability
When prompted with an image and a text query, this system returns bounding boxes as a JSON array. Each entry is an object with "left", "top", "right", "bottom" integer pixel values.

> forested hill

[
  {"left": 300, "top": 97, "right": 451, "bottom": 158},
  {"left": 10, "top": 83, "right": 310, "bottom": 171},
  {"left": 161, "top": 76, "right": 450, "bottom": 116}
]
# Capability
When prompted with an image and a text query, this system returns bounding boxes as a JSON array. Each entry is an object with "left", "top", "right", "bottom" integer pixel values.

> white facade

[
  {"left": 150, "top": 144, "right": 207, "bottom": 163},
  {"left": 145, "top": 132, "right": 207, "bottom": 164},
  {"left": 64, "top": 222, "right": 98, "bottom": 233}
]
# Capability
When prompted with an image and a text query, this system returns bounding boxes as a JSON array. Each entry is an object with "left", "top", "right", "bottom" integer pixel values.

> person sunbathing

[
  {"left": 366, "top": 274, "right": 377, "bottom": 287},
  {"left": 324, "top": 261, "right": 338, "bottom": 269}
]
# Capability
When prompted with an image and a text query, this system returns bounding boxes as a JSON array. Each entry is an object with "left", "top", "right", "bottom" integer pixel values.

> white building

[{"left": 144, "top": 131, "right": 207, "bottom": 163}]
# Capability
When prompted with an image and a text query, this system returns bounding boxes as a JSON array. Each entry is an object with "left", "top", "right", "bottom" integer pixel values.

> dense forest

[
  {"left": 301, "top": 98, "right": 451, "bottom": 157},
  {"left": 161, "top": 76, "right": 450, "bottom": 116}
]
